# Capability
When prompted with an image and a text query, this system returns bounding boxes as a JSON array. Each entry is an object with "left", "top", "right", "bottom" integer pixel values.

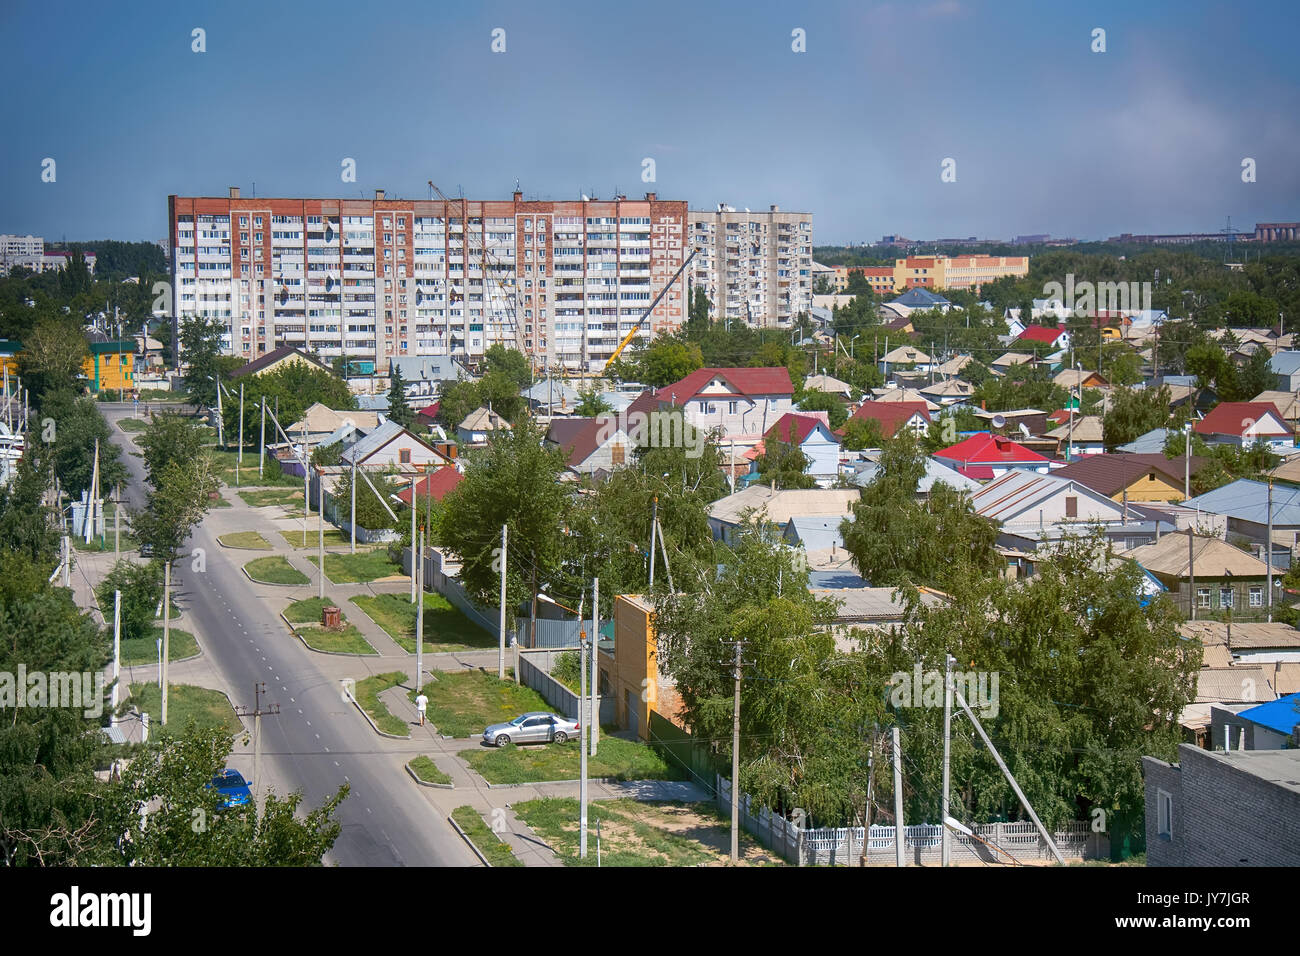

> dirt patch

[{"left": 602, "top": 800, "right": 783, "bottom": 866}]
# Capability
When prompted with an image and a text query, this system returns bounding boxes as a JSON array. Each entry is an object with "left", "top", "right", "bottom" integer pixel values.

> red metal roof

[
  {"left": 934, "top": 432, "right": 1048, "bottom": 465},
  {"left": 1194, "top": 401, "right": 1291, "bottom": 438},
  {"left": 396, "top": 467, "right": 463, "bottom": 505},
  {"left": 1016, "top": 325, "right": 1066, "bottom": 345},
  {"left": 849, "top": 400, "right": 931, "bottom": 436},
  {"left": 765, "top": 413, "right": 831, "bottom": 445},
  {"left": 660, "top": 367, "right": 794, "bottom": 402}
]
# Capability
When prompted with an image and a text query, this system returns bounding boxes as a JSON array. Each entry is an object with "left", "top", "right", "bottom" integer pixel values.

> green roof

[
  {"left": 0, "top": 339, "right": 22, "bottom": 354},
  {"left": 89, "top": 340, "right": 134, "bottom": 354}
]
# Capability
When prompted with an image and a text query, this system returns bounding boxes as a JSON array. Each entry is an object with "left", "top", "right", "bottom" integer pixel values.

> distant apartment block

[
  {"left": 689, "top": 205, "right": 812, "bottom": 326},
  {"left": 833, "top": 255, "right": 1028, "bottom": 295},
  {"left": 168, "top": 188, "right": 688, "bottom": 372},
  {"left": 0, "top": 235, "right": 96, "bottom": 276}
]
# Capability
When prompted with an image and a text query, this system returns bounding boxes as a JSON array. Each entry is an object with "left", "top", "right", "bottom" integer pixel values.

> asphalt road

[{"left": 102, "top": 403, "right": 475, "bottom": 866}]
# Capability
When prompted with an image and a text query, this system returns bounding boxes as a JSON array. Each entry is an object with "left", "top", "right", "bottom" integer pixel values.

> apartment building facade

[
  {"left": 0, "top": 235, "right": 97, "bottom": 277},
  {"left": 834, "top": 254, "right": 1028, "bottom": 295},
  {"left": 689, "top": 206, "right": 812, "bottom": 326},
  {"left": 167, "top": 189, "right": 688, "bottom": 372}
]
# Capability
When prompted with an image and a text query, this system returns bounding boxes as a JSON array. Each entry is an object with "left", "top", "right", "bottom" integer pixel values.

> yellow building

[
  {"left": 1052, "top": 452, "right": 1201, "bottom": 504},
  {"left": 0, "top": 340, "right": 21, "bottom": 381},
  {"left": 83, "top": 340, "right": 135, "bottom": 393},
  {"left": 597, "top": 594, "right": 683, "bottom": 740},
  {"left": 833, "top": 255, "right": 1029, "bottom": 296}
]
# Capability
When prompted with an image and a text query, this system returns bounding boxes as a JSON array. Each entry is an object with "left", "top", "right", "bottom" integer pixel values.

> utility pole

[
  {"left": 62, "top": 534, "right": 69, "bottom": 587},
  {"left": 498, "top": 524, "right": 508, "bottom": 680},
  {"left": 591, "top": 576, "right": 599, "bottom": 756},
  {"left": 1188, "top": 527, "right": 1197, "bottom": 621},
  {"left": 648, "top": 495, "right": 658, "bottom": 589},
  {"left": 409, "top": 479, "right": 417, "bottom": 602},
  {"left": 579, "top": 624, "right": 589, "bottom": 859},
  {"left": 352, "top": 456, "right": 358, "bottom": 555},
  {"left": 111, "top": 590, "right": 121, "bottom": 727},
  {"left": 259, "top": 396, "right": 266, "bottom": 478},
  {"left": 415, "top": 528, "right": 425, "bottom": 692},
  {"left": 236, "top": 383, "right": 244, "bottom": 487},
  {"left": 113, "top": 485, "right": 120, "bottom": 559},
  {"left": 317, "top": 471, "right": 325, "bottom": 600},
  {"left": 1267, "top": 477, "right": 1274, "bottom": 622},
  {"left": 161, "top": 560, "right": 171, "bottom": 724},
  {"left": 1184, "top": 423, "right": 1191, "bottom": 499},
  {"left": 940, "top": 652, "right": 954, "bottom": 867},
  {"left": 730, "top": 639, "right": 744, "bottom": 863},
  {"left": 234, "top": 682, "right": 280, "bottom": 808},
  {"left": 215, "top": 376, "right": 224, "bottom": 449},
  {"left": 892, "top": 724, "right": 905, "bottom": 867}
]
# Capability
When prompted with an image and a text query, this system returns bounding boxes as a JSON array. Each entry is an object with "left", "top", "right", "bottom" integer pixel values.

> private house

[
  {"left": 1182, "top": 620, "right": 1300, "bottom": 666},
  {"left": 932, "top": 354, "right": 975, "bottom": 379},
  {"left": 1211, "top": 693, "right": 1300, "bottom": 751},
  {"left": 880, "top": 345, "right": 931, "bottom": 374},
  {"left": 1194, "top": 400, "right": 1292, "bottom": 451},
  {"left": 707, "top": 485, "right": 859, "bottom": 545},
  {"left": 969, "top": 469, "right": 1162, "bottom": 550},
  {"left": 655, "top": 367, "right": 794, "bottom": 446},
  {"left": 1252, "top": 390, "right": 1300, "bottom": 432},
  {"left": 82, "top": 340, "right": 134, "bottom": 393},
  {"left": 869, "top": 387, "right": 940, "bottom": 413},
  {"left": 1051, "top": 452, "right": 1206, "bottom": 503},
  {"left": 523, "top": 377, "right": 583, "bottom": 415},
  {"left": 227, "top": 344, "right": 332, "bottom": 381},
  {"left": 284, "top": 403, "right": 383, "bottom": 448},
  {"left": 1117, "top": 427, "right": 1174, "bottom": 454},
  {"left": 816, "top": 586, "right": 949, "bottom": 652},
  {"left": 933, "top": 432, "right": 1051, "bottom": 479},
  {"left": 919, "top": 378, "right": 975, "bottom": 405},
  {"left": 1045, "top": 415, "right": 1106, "bottom": 456},
  {"left": 849, "top": 456, "right": 982, "bottom": 495},
  {"left": 782, "top": 515, "right": 846, "bottom": 553},
  {"left": 1269, "top": 351, "right": 1300, "bottom": 391},
  {"left": 545, "top": 416, "right": 634, "bottom": 477},
  {"left": 803, "top": 373, "right": 853, "bottom": 398},
  {"left": 887, "top": 288, "right": 952, "bottom": 314},
  {"left": 990, "top": 351, "right": 1034, "bottom": 374},
  {"left": 598, "top": 594, "right": 682, "bottom": 740},
  {"left": 1183, "top": 479, "right": 1300, "bottom": 556},
  {"left": 456, "top": 406, "right": 511, "bottom": 447},
  {"left": 1142, "top": 744, "right": 1300, "bottom": 866},
  {"left": 395, "top": 466, "right": 464, "bottom": 508},
  {"left": 1016, "top": 325, "right": 1071, "bottom": 352},
  {"left": 760, "top": 413, "right": 841, "bottom": 484},
  {"left": 1052, "top": 368, "right": 1109, "bottom": 393},
  {"left": 389, "top": 355, "right": 473, "bottom": 404},
  {"left": 338, "top": 420, "right": 451, "bottom": 472},
  {"left": 1126, "top": 533, "right": 1272, "bottom": 620},
  {"left": 847, "top": 400, "right": 931, "bottom": 439}
]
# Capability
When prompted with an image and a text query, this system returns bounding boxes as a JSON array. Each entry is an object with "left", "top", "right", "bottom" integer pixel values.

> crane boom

[{"left": 603, "top": 245, "right": 701, "bottom": 374}]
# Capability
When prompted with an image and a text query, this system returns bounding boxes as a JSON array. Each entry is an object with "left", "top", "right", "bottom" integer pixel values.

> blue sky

[{"left": 1, "top": 0, "right": 1297, "bottom": 244}]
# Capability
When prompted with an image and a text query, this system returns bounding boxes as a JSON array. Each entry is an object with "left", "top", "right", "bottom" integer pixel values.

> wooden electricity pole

[{"left": 234, "top": 682, "right": 281, "bottom": 808}]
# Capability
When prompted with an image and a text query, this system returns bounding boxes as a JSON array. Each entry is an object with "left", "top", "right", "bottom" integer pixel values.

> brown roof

[
  {"left": 1128, "top": 533, "right": 1270, "bottom": 579},
  {"left": 547, "top": 417, "right": 605, "bottom": 467},
  {"left": 228, "top": 345, "right": 332, "bottom": 380},
  {"left": 1271, "top": 662, "right": 1300, "bottom": 695},
  {"left": 1194, "top": 667, "right": 1276, "bottom": 704},
  {"left": 1181, "top": 620, "right": 1300, "bottom": 651},
  {"left": 1051, "top": 452, "right": 1209, "bottom": 497}
]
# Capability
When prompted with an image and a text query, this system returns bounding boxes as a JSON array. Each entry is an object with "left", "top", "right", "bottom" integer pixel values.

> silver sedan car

[{"left": 482, "top": 711, "right": 580, "bottom": 747}]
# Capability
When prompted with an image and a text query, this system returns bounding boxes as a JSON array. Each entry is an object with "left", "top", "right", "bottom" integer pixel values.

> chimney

[
  {"left": 374, "top": 189, "right": 385, "bottom": 201},
  {"left": 770, "top": 204, "right": 779, "bottom": 212},
  {"left": 645, "top": 192, "right": 657, "bottom": 201},
  {"left": 513, "top": 190, "right": 522, "bottom": 202},
  {"left": 228, "top": 186, "right": 240, "bottom": 199}
]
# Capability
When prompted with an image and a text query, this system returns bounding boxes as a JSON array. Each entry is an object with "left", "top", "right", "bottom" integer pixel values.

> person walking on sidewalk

[{"left": 415, "top": 692, "right": 428, "bottom": 727}]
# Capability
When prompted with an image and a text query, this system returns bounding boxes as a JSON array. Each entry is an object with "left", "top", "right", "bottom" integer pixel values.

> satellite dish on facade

[{"left": 991, "top": 413, "right": 1006, "bottom": 429}]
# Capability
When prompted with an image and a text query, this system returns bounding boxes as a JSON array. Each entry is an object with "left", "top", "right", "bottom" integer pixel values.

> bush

[
  {"left": 96, "top": 559, "right": 163, "bottom": 642},
  {"left": 263, "top": 454, "right": 283, "bottom": 480},
  {"left": 551, "top": 651, "right": 581, "bottom": 692},
  {"left": 97, "top": 388, "right": 123, "bottom": 402}
]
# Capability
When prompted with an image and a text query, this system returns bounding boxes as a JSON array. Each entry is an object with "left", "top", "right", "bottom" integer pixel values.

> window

[
  {"left": 1064, "top": 496, "right": 1077, "bottom": 518},
  {"left": 1220, "top": 588, "right": 1234, "bottom": 609},
  {"left": 728, "top": 401, "right": 738, "bottom": 415},
  {"left": 1157, "top": 789, "right": 1173, "bottom": 839},
  {"left": 1196, "top": 588, "right": 1211, "bottom": 608},
  {"left": 399, "top": 448, "right": 411, "bottom": 464},
  {"left": 611, "top": 443, "right": 625, "bottom": 466},
  {"left": 1249, "top": 586, "right": 1263, "bottom": 607}
]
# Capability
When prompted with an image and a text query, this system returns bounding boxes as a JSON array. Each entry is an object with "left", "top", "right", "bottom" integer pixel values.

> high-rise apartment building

[
  {"left": 689, "top": 206, "right": 813, "bottom": 326},
  {"left": 0, "top": 235, "right": 96, "bottom": 276},
  {"left": 167, "top": 189, "right": 688, "bottom": 372}
]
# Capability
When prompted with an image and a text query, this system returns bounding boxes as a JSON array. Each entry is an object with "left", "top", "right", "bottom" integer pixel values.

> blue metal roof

[
  {"left": 891, "top": 288, "right": 951, "bottom": 308},
  {"left": 1184, "top": 479, "right": 1300, "bottom": 526},
  {"left": 1237, "top": 692, "right": 1300, "bottom": 736},
  {"left": 1269, "top": 351, "right": 1300, "bottom": 377}
]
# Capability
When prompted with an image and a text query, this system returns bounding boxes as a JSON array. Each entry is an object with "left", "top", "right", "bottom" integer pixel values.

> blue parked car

[{"left": 207, "top": 769, "right": 252, "bottom": 810}]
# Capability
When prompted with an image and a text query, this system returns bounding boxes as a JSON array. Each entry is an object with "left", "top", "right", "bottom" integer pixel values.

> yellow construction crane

[{"left": 603, "top": 245, "right": 702, "bottom": 374}]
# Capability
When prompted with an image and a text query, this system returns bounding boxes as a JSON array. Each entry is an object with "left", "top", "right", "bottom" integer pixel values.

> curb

[
  {"left": 404, "top": 760, "right": 454, "bottom": 790},
  {"left": 346, "top": 689, "right": 411, "bottom": 740},
  {"left": 280, "top": 612, "right": 380, "bottom": 657},
  {"left": 448, "top": 815, "right": 492, "bottom": 867},
  {"left": 243, "top": 564, "right": 310, "bottom": 587},
  {"left": 483, "top": 776, "right": 619, "bottom": 789}
]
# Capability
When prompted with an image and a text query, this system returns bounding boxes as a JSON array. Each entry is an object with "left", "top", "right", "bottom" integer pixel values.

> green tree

[
  {"left": 102, "top": 723, "right": 347, "bottom": 866},
  {"left": 841, "top": 432, "right": 1000, "bottom": 589},
  {"left": 438, "top": 421, "right": 569, "bottom": 637},
  {"left": 631, "top": 338, "right": 704, "bottom": 388},
  {"left": 1103, "top": 385, "right": 1172, "bottom": 451},
  {"left": 797, "top": 389, "right": 848, "bottom": 429},
  {"left": 18, "top": 318, "right": 89, "bottom": 405},
  {"left": 755, "top": 434, "right": 816, "bottom": 489},
  {"left": 575, "top": 388, "right": 612, "bottom": 416},
  {"left": 1237, "top": 347, "right": 1276, "bottom": 401},
  {"left": 334, "top": 468, "right": 401, "bottom": 532},
  {"left": 42, "top": 390, "right": 128, "bottom": 499},
  {"left": 96, "top": 560, "right": 164, "bottom": 642},
  {"left": 437, "top": 380, "right": 482, "bottom": 429},
  {"left": 841, "top": 416, "right": 885, "bottom": 451},
  {"left": 136, "top": 411, "right": 207, "bottom": 487},
  {"left": 132, "top": 455, "right": 220, "bottom": 565},
  {"left": 387, "top": 366, "right": 415, "bottom": 429},
  {"left": 224, "top": 361, "right": 355, "bottom": 441},
  {"left": 483, "top": 344, "right": 533, "bottom": 389},
  {"left": 178, "top": 316, "right": 226, "bottom": 410}
]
